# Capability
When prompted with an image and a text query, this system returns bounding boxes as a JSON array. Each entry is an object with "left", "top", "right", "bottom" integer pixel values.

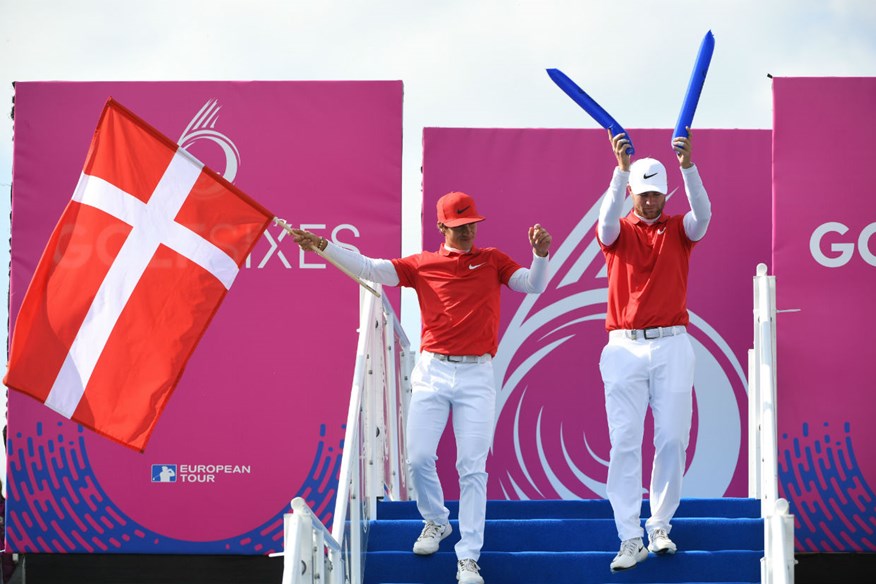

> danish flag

[{"left": 4, "top": 98, "right": 273, "bottom": 451}]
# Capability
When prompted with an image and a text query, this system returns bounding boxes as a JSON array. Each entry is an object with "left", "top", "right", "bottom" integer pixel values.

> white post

[
  {"left": 764, "top": 498, "right": 795, "bottom": 584},
  {"left": 363, "top": 316, "right": 377, "bottom": 501},
  {"left": 329, "top": 547, "right": 343, "bottom": 584},
  {"left": 278, "top": 498, "right": 348, "bottom": 584},
  {"left": 350, "top": 453, "right": 362, "bottom": 584},
  {"left": 753, "top": 262, "right": 779, "bottom": 513},
  {"left": 313, "top": 526, "right": 325, "bottom": 583},
  {"left": 399, "top": 344, "right": 416, "bottom": 500},
  {"left": 748, "top": 347, "right": 761, "bottom": 497},
  {"left": 383, "top": 309, "right": 401, "bottom": 499},
  {"left": 751, "top": 264, "right": 795, "bottom": 584},
  {"left": 282, "top": 505, "right": 312, "bottom": 584},
  {"left": 362, "top": 288, "right": 386, "bottom": 514},
  {"left": 281, "top": 513, "right": 296, "bottom": 584},
  {"left": 779, "top": 498, "right": 796, "bottom": 583}
]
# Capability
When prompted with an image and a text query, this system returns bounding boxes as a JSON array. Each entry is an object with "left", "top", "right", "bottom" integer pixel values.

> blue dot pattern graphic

[{"left": 6, "top": 421, "right": 343, "bottom": 554}]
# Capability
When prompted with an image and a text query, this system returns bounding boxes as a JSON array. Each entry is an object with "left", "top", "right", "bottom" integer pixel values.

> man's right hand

[
  {"left": 672, "top": 127, "right": 694, "bottom": 169},
  {"left": 291, "top": 228, "right": 327, "bottom": 252},
  {"left": 609, "top": 129, "right": 631, "bottom": 172}
]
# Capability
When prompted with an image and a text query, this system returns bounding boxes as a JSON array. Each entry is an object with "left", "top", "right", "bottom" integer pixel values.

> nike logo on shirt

[{"left": 469, "top": 263, "right": 486, "bottom": 270}]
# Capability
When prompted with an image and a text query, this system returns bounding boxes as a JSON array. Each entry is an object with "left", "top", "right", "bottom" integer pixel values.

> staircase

[{"left": 364, "top": 498, "right": 763, "bottom": 584}]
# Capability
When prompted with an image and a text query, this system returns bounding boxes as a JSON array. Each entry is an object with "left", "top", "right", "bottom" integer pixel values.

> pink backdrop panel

[
  {"left": 7, "top": 81, "right": 402, "bottom": 553},
  {"left": 773, "top": 77, "right": 876, "bottom": 552},
  {"left": 422, "top": 127, "right": 771, "bottom": 501}
]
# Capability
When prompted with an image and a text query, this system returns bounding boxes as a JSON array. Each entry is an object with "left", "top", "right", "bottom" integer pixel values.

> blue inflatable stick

[
  {"left": 546, "top": 68, "right": 634, "bottom": 155},
  {"left": 673, "top": 30, "right": 715, "bottom": 144}
]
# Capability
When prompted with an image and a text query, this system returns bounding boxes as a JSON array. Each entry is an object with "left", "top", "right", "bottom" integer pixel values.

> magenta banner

[
  {"left": 6, "top": 81, "right": 402, "bottom": 553},
  {"left": 422, "top": 127, "right": 771, "bottom": 502},
  {"left": 773, "top": 77, "right": 876, "bottom": 552}
]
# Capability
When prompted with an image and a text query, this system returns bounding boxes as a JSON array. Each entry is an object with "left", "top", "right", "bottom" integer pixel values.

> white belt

[
  {"left": 610, "top": 325, "right": 686, "bottom": 341},
  {"left": 424, "top": 351, "right": 492, "bottom": 364}
]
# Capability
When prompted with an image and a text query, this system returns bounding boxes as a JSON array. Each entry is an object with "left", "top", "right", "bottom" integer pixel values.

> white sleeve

[
  {"left": 597, "top": 168, "right": 629, "bottom": 246},
  {"left": 681, "top": 164, "right": 712, "bottom": 242},
  {"left": 508, "top": 252, "right": 549, "bottom": 294},
  {"left": 321, "top": 241, "right": 400, "bottom": 286}
]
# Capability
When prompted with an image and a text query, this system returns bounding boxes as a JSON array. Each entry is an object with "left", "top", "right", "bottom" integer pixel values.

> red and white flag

[{"left": 4, "top": 98, "right": 274, "bottom": 451}]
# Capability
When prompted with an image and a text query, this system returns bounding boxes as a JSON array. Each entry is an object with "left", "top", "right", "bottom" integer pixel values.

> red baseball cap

[{"left": 436, "top": 192, "right": 486, "bottom": 227}]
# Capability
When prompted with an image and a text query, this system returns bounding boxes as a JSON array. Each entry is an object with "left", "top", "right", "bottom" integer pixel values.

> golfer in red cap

[{"left": 294, "top": 192, "right": 551, "bottom": 584}]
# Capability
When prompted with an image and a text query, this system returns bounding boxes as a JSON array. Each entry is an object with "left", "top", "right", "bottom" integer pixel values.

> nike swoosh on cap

[
  {"left": 644, "top": 172, "right": 658, "bottom": 179},
  {"left": 457, "top": 206, "right": 471, "bottom": 214}
]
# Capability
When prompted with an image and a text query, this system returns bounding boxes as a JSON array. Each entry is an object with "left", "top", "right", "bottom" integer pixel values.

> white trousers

[
  {"left": 599, "top": 331, "right": 695, "bottom": 541},
  {"left": 406, "top": 352, "right": 496, "bottom": 561}
]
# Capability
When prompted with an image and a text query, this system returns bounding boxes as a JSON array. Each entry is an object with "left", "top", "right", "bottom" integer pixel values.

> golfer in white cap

[
  {"left": 595, "top": 128, "right": 712, "bottom": 572},
  {"left": 293, "top": 192, "right": 551, "bottom": 584}
]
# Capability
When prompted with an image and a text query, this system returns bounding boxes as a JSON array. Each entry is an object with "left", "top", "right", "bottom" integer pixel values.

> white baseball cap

[{"left": 628, "top": 158, "right": 668, "bottom": 195}]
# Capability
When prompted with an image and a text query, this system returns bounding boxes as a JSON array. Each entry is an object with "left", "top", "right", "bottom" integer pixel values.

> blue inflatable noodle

[
  {"left": 673, "top": 30, "right": 715, "bottom": 144},
  {"left": 547, "top": 68, "right": 634, "bottom": 155}
]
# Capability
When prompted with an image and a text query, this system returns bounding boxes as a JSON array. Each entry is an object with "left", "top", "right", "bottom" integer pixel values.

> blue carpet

[{"left": 364, "top": 499, "right": 763, "bottom": 584}]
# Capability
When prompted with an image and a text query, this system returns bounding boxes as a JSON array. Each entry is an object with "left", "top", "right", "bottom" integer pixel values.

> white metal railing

[
  {"left": 277, "top": 284, "right": 414, "bottom": 584},
  {"left": 748, "top": 263, "right": 795, "bottom": 584}
]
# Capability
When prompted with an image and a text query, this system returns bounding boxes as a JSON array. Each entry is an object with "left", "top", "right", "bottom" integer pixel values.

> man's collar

[
  {"left": 628, "top": 210, "right": 668, "bottom": 225},
  {"left": 439, "top": 244, "right": 478, "bottom": 256}
]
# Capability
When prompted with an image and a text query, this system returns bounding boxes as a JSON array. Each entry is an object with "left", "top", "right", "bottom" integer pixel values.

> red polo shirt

[
  {"left": 598, "top": 212, "right": 696, "bottom": 331},
  {"left": 391, "top": 246, "right": 522, "bottom": 356}
]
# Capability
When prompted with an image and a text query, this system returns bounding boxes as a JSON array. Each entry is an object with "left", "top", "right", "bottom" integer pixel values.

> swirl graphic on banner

[
  {"left": 491, "top": 192, "right": 746, "bottom": 500},
  {"left": 178, "top": 98, "right": 242, "bottom": 182}
]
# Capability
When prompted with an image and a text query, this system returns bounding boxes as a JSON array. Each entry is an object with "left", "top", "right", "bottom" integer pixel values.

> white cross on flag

[{"left": 4, "top": 98, "right": 274, "bottom": 451}]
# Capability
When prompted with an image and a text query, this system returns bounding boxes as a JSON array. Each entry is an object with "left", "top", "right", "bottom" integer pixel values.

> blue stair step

[
  {"left": 363, "top": 550, "right": 761, "bottom": 584},
  {"left": 376, "top": 498, "right": 760, "bottom": 519},
  {"left": 369, "top": 517, "right": 763, "bottom": 552},
  {"left": 365, "top": 498, "right": 763, "bottom": 584}
]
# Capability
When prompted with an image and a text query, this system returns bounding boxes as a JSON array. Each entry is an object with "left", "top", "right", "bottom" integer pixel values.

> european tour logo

[
  {"left": 151, "top": 463, "right": 252, "bottom": 484},
  {"left": 151, "top": 464, "right": 177, "bottom": 483}
]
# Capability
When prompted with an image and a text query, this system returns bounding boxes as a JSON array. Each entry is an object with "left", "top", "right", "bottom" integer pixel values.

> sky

[{"left": 0, "top": 0, "right": 875, "bottom": 482}]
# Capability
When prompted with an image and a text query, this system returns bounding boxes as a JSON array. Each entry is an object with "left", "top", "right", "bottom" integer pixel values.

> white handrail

[
  {"left": 276, "top": 498, "right": 342, "bottom": 584},
  {"left": 381, "top": 293, "right": 415, "bottom": 501},
  {"left": 278, "top": 284, "right": 413, "bottom": 584},
  {"left": 749, "top": 263, "right": 795, "bottom": 584}
]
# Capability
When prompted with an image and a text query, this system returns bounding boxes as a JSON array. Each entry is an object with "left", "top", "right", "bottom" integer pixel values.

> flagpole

[{"left": 272, "top": 218, "right": 381, "bottom": 298}]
